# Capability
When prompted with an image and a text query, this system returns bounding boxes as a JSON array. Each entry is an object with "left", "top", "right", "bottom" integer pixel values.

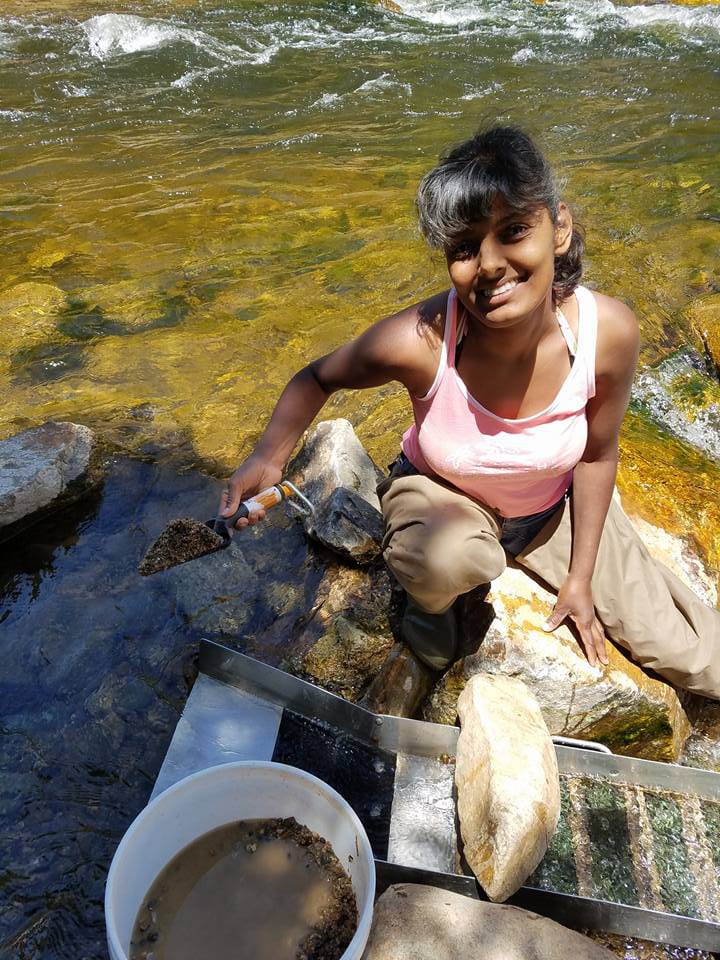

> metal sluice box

[{"left": 150, "top": 639, "right": 720, "bottom": 953}]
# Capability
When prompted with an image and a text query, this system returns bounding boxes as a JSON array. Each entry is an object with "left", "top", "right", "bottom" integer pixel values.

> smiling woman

[{"left": 221, "top": 124, "right": 720, "bottom": 700}]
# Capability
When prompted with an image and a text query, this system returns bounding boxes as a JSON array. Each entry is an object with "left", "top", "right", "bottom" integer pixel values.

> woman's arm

[
  {"left": 545, "top": 294, "right": 640, "bottom": 666},
  {"left": 219, "top": 294, "right": 446, "bottom": 526}
]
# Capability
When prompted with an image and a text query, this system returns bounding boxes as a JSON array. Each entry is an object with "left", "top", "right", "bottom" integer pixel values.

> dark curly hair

[{"left": 416, "top": 125, "right": 584, "bottom": 305}]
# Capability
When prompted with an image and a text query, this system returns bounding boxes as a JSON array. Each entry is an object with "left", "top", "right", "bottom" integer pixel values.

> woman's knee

[{"left": 384, "top": 518, "right": 505, "bottom": 596}]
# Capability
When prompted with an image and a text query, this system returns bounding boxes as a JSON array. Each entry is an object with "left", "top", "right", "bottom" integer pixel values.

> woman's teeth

[{"left": 481, "top": 280, "right": 517, "bottom": 298}]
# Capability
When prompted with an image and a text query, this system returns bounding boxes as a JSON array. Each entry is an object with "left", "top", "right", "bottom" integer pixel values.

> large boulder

[
  {"left": 455, "top": 674, "right": 560, "bottom": 902},
  {"left": 288, "top": 419, "right": 385, "bottom": 564},
  {"left": 363, "top": 884, "right": 615, "bottom": 960},
  {"left": 0, "top": 422, "right": 101, "bottom": 534},
  {"left": 423, "top": 560, "right": 691, "bottom": 761}
]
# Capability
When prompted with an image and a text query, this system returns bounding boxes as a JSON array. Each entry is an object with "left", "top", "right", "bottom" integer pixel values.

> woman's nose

[{"left": 477, "top": 235, "right": 505, "bottom": 277}]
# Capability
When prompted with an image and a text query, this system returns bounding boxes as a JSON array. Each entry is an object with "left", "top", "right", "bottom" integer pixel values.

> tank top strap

[
  {"left": 573, "top": 285, "right": 598, "bottom": 400},
  {"left": 446, "top": 287, "right": 460, "bottom": 367},
  {"left": 555, "top": 307, "right": 577, "bottom": 358}
]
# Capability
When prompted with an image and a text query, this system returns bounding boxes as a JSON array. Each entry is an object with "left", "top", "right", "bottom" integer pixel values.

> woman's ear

[{"left": 554, "top": 202, "right": 573, "bottom": 255}]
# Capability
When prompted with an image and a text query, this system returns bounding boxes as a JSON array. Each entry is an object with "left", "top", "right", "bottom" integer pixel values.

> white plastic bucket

[{"left": 105, "top": 761, "right": 375, "bottom": 960}]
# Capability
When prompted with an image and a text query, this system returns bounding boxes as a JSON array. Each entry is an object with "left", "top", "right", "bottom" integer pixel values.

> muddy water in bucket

[{"left": 129, "top": 817, "right": 357, "bottom": 960}]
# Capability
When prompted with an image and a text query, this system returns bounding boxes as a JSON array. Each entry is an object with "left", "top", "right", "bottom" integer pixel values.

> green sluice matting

[
  {"left": 528, "top": 777, "right": 578, "bottom": 895},
  {"left": 643, "top": 791, "right": 699, "bottom": 919}
]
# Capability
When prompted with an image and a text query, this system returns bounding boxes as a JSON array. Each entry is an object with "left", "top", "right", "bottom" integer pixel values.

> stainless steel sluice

[{"left": 149, "top": 638, "right": 720, "bottom": 952}]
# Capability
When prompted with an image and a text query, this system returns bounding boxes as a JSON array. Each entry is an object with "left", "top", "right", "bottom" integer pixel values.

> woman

[{"left": 220, "top": 125, "right": 719, "bottom": 699}]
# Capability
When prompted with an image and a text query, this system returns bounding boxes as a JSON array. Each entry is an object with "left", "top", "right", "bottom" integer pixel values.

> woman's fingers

[
  {"left": 576, "top": 617, "right": 609, "bottom": 668},
  {"left": 544, "top": 605, "right": 570, "bottom": 631}
]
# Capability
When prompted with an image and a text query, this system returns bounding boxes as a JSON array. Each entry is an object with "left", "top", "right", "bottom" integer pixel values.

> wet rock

[
  {"left": 455, "top": 674, "right": 560, "bottom": 902},
  {"left": 288, "top": 419, "right": 384, "bottom": 564},
  {"left": 361, "top": 642, "right": 435, "bottom": 717},
  {"left": 423, "top": 559, "right": 690, "bottom": 761},
  {"left": 632, "top": 348, "right": 720, "bottom": 462},
  {"left": 687, "top": 291, "right": 720, "bottom": 378},
  {"left": 169, "top": 543, "right": 260, "bottom": 637},
  {"left": 0, "top": 281, "right": 66, "bottom": 353},
  {"left": 680, "top": 697, "right": 720, "bottom": 773},
  {"left": 363, "top": 884, "right": 614, "bottom": 960},
  {"left": 287, "top": 564, "right": 394, "bottom": 702},
  {"left": 0, "top": 421, "right": 102, "bottom": 533}
]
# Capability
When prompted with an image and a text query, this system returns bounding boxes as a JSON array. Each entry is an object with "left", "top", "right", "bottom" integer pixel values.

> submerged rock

[
  {"left": 632, "top": 348, "right": 720, "bottom": 462},
  {"left": 0, "top": 421, "right": 102, "bottom": 534},
  {"left": 363, "top": 884, "right": 615, "bottom": 960},
  {"left": 455, "top": 674, "right": 560, "bottom": 902},
  {"left": 288, "top": 419, "right": 384, "bottom": 564},
  {"left": 0, "top": 281, "right": 66, "bottom": 354}
]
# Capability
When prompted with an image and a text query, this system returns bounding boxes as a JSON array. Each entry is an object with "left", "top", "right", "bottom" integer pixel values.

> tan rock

[
  {"left": 455, "top": 674, "right": 560, "bottom": 902},
  {"left": 363, "top": 883, "right": 615, "bottom": 960},
  {"left": 424, "top": 556, "right": 691, "bottom": 762}
]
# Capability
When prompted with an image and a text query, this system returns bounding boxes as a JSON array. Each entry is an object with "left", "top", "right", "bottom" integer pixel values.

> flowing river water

[{"left": 0, "top": 1, "right": 719, "bottom": 957}]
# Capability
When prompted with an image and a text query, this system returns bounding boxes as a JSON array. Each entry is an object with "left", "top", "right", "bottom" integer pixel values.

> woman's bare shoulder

[{"left": 592, "top": 291, "right": 640, "bottom": 377}]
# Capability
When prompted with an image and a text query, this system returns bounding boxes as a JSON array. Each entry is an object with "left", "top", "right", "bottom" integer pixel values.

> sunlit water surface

[{"left": 1, "top": 1, "right": 719, "bottom": 957}]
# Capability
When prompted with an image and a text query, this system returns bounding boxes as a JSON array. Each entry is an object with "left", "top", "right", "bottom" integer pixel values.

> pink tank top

[{"left": 402, "top": 286, "right": 598, "bottom": 518}]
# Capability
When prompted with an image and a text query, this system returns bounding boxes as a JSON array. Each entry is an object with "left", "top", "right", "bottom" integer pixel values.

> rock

[
  {"left": 287, "top": 564, "right": 394, "bottom": 702},
  {"left": 632, "top": 348, "right": 720, "bottom": 462},
  {"left": 0, "top": 281, "right": 66, "bottom": 353},
  {"left": 360, "top": 642, "right": 435, "bottom": 717},
  {"left": 680, "top": 697, "right": 720, "bottom": 773},
  {"left": 686, "top": 291, "right": 720, "bottom": 378},
  {"left": 309, "top": 485, "right": 384, "bottom": 564},
  {"left": 455, "top": 674, "right": 560, "bottom": 902},
  {"left": 0, "top": 422, "right": 101, "bottom": 533},
  {"left": 288, "top": 419, "right": 385, "bottom": 564},
  {"left": 169, "top": 541, "right": 260, "bottom": 638},
  {"left": 363, "top": 884, "right": 615, "bottom": 960},
  {"left": 423, "top": 561, "right": 691, "bottom": 762}
]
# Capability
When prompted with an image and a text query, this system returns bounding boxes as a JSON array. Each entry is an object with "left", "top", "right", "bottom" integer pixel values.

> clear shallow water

[{"left": 1, "top": 1, "right": 719, "bottom": 957}]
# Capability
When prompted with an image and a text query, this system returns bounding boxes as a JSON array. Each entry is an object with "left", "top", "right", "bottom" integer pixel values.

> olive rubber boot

[{"left": 400, "top": 596, "right": 459, "bottom": 672}]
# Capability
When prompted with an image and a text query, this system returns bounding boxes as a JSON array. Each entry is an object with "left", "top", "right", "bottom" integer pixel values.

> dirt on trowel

[{"left": 138, "top": 518, "right": 225, "bottom": 576}]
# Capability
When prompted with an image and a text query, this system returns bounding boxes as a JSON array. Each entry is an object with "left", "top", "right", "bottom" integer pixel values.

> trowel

[{"left": 138, "top": 481, "right": 314, "bottom": 576}]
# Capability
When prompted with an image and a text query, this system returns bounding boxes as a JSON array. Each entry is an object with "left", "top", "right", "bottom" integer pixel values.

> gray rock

[
  {"left": 363, "top": 883, "right": 615, "bottom": 960},
  {"left": 309, "top": 485, "right": 384, "bottom": 564},
  {"left": 632, "top": 349, "right": 720, "bottom": 462},
  {"left": 288, "top": 419, "right": 385, "bottom": 564},
  {"left": 169, "top": 542, "right": 260, "bottom": 637},
  {"left": 0, "top": 421, "right": 100, "bottom": 532}
]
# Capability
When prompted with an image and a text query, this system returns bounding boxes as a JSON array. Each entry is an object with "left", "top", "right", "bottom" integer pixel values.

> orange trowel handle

[{"left": 224, "top": 483, "right": 294, "bottom": 526}]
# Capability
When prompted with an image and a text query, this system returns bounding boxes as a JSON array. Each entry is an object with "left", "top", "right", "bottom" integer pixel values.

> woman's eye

[
  {"left": 449, "top": 241, "right": 477, "bottom": 260},
  {"left": 505, "top": 223, "right": 529, "bottom": 240}
]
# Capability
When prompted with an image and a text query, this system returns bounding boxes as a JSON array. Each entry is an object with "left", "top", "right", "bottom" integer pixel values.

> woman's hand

[
  {"left": 218, "top": 456, "right": 284, "bottom": 529},
  {"left": 544, "top": 574, "right": 609, "bottom": 668}
]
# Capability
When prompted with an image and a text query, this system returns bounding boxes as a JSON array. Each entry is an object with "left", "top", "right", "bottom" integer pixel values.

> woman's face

[{"left": 445, "top": 196, "right": 572, "bottom": 331}]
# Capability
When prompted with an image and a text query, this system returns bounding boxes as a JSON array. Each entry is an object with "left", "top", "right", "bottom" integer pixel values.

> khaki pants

[{"left": 378, "top": 472, "right": 720, "bottom": 699}]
